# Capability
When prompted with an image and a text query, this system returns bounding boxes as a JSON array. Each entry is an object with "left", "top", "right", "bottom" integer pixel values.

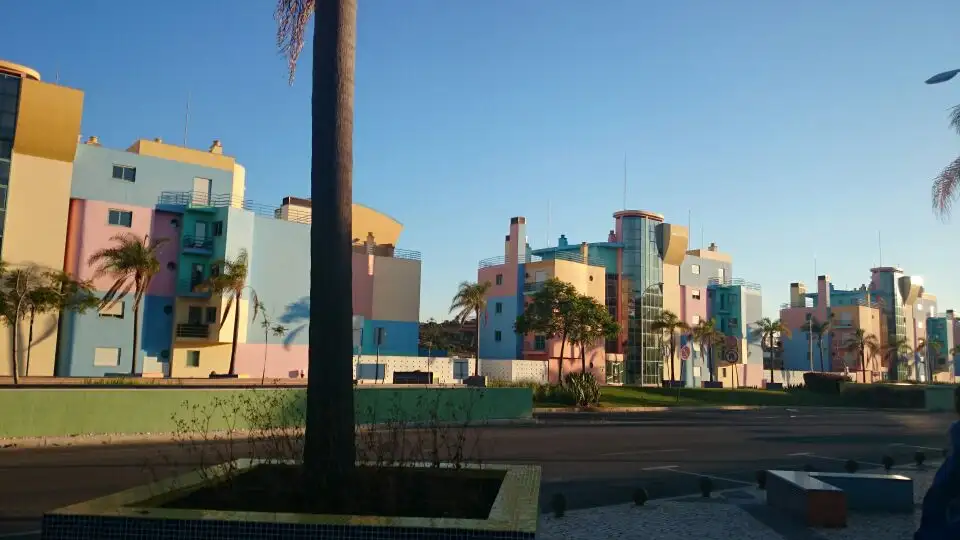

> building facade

[
  {"left": 478, "top": 210, "right": 763, "bottom": 387},
  {"left": 0, "top": 59, "right": 421, "bottom": 380},
  {"left": 779, "top": 269, "right": 949, "bottom": 382}
]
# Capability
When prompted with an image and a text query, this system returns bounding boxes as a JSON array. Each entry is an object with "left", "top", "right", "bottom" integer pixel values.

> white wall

[
  {"left": 350, "top": 356, "right": 550, "bottom": 385},
  {"left": 480, "top": 359, "right": 549, "bottom": 384}
]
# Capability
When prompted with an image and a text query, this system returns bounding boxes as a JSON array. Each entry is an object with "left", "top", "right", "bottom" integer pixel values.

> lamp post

[{"left": 639, "top": 282, "right": 663, "bottom": 386}]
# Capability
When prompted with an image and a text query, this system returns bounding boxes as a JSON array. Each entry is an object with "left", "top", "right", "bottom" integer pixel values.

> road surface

[{"left": 0, "top": 407, "right": 952, "bottom": 538}]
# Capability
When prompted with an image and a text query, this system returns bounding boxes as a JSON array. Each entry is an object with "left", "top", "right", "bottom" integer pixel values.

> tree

[
  {"left": 25, "top": 270, "right": 98, "bottom": 373},
  {"left": 276, "top": 0, "right": 357, "bottom": 507},
  {"left": 88, "top": 233, "right": 168, "bottom": 376},
  {"left": 253, "top": 299, "right": 288, "bottom": 385},
  {"left": 932, "top": 105, "right": 960, "bottom": 218},
  {"left": 419, "top": 319, "right": 451, "bottom": 358},
  {"left": 449, "top": 281, "right": 492, "bottom": 376},
  {"left": 651, "top": 310, "right": 689, "bottom": 384},
  {"left": 810, "top": 315, "right": 833, "bottom": 372},
  {"left": 917, "top": 338, "right": 944, "bottom": 382},
  {"left": 515, "top": 278, "right": 580, "bottom": 384},
  {"left": 753, "top": 318, "right": 790, "bottom": 384},
  {"left": 199, "top": 249, "right": 254, "bottom": 376},
  {"left": 691, "top": 318, "right": 723, "bottom": 382},
  {"left": 883, "top": 336, "right": 912, "bottom": 381},
  {"left": 567, "top": 295, "right": 620, "bottom": 374},
  {"left": 845, "top": 329, "right": 881, "bottom": 383}
]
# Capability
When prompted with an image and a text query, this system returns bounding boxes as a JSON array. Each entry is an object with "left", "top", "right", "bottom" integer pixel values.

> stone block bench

[{"left": 766, "top": 470, "right": 914, "bottom": 528}]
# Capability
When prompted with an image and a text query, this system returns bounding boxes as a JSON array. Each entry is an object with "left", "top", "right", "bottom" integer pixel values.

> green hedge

[{"left": 0, "top": 386, "right": 533, "bottom": 439}]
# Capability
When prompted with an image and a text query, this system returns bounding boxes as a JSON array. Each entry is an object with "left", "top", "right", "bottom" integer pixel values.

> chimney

[
  {"left": 85, "top": 136, "right": 100, "bottom": 146},
  {"left": 817, "top": 275, "right": 831, "bottom": 308},
  {"left": 708, "top": 242, "right": 718, "bottom": 252},
  {"left": 209, "top": 139, "right": 223, "bottom": 154},
  {"left": 948, "top": 309, "right": 955, "bottom": 320},
  {"left": 790, "top": 282, "right": 807, "bottom": 308},
  {"left": 504, "top": 234, "right": 510, "bottom": 260},
  {"left": 154, "top": 137, "right": 163, "bottom": 143},
  {"left": 580, "top": 242, "right": 589, "bottom": 265},
  {"left": 607, "top": 229, "right": 617, "bottom": 242},
  {"left": 558, "top": 234, "right": 569, "bottom": 248}
]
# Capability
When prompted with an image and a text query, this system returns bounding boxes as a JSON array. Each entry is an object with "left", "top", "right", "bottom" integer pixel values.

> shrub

[
  {"left": 844, "top": 459, "right": 858, "bottom": 473},
  {"left": 632, "top": 487, "right": 648, "bottom": 506},
  {"left": 915, "top": 451, "right": 926, "bottom": 467},
  {"left": 533, "top": 383, "right": 577, "bottom": 406},
  {"left": 802, "top": 372, "right": 850, "bottom": 394},
  {"left": 562, "top": 372, "right": 601, "bottom": 407},
  {"left": 699, "top": 476, "right": 713, "bottom": 497},
  {"left": 882, "top": 455, "right": 894, "bottom": 472}
]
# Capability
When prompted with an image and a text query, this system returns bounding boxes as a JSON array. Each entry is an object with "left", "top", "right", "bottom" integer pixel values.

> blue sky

[{"left": 3, "top": 1, "right": 959, "bottom": 321}]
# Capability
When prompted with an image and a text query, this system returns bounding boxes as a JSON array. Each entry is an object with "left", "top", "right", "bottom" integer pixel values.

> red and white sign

[
  {"left": 680, "top": 345, "right": 691, "bottom": 360},
  {"left": 725, "top": 350, "right": 740, "bottom": 364}
]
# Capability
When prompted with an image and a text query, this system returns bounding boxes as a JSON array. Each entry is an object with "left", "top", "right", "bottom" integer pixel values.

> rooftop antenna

[
  {"left": 183, "top": 91, "right": 191, "bottom": 147},
  {"left": 687, "top": 209, "right": 691, "bottom": 237},
  {"left": 546, "top": 198, "right": 551, "bottom": 248},
  {"left": 55, "top": 64, "right": 60, "bottom": 84},
  {"left": 700, "top": 224, "right": 704, "bottom": 250},
  {"left": 878, "top": 230, "right": 883, "bottom": 267}
]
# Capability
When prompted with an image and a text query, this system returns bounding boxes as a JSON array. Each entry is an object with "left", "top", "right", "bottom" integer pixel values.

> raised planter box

[
  {"left": 701, "top": 381, "right": 724, "bottom": 389},
  {"left": 765, "top": 382, "right": 784, "bottom": 390},
  {"left": 42, "top": 459, "right": 541, "bottom": 540}
]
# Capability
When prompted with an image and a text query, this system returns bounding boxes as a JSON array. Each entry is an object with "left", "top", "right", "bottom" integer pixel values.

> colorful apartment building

[
  {"left": 478, "top": 210, "right": 764, "bottom": 387},
  {"left": 0, "top": 59, "right": 421, "bottom": 380},
  {"left": 779, "top": 269, "right": 945, "bottom": 381}
]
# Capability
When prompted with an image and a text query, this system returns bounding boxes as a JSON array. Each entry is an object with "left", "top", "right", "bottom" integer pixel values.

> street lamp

[{"left": 925, "top": 69, "right": 960, "bottom": 85}]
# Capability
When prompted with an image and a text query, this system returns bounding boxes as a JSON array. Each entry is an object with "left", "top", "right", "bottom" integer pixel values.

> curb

[{"left": 533, "top": 405, "right": 932, "bottom": 414}]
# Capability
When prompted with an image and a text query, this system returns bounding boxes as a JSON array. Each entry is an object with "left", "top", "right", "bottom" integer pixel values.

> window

[
  {"left": 93, "top": 347, "right": 121, "bottom": 367},
  {"left": 213, "top": 221, "right": 224, "bottom": 237},
  {"left": 357, "top": 363, "right": 386, "bottom": 380},
  {"left": 691, "top": 264, "right": 700, "bottom": 275},
  {"left": 495, "top": 302, "right": 503, "bottom": 314},
  {"left": 717, "top": 268, "right": 726, "bottom": 281},
  {"left": 112, "top": 165, "right": 136, "bottom": 182},
  {"left": 453, "top": 360, "right": 470, "bottom": 380},
  {"left": 205, "top": 307, "right": 217, "bottom": 324},
  {"left": 495, "top": 330, "right": 502, "bottom": 342},
  {"left": 495, "top": 274, "right": 503, "bottom": 285},
  {"left": 210, "top": 264, "right": 221, "bottom": 277},
  {"left": 0, "top": 185, "right": 7, "bottom": 210},
  {"left": 729, "top": 318, "right": 738, "bottom": 329},
  {"left": 692, "top": 315, "right": 701, "bottom": 325},
  {"left": 691, "top": 289, "right": 701, "bottom": 300},
  {"left": 107, "top": 209, "right": 133, "bottom": 227},
  {"left": 98, "top": 301, "right": 124, "bottom": 318},
  {"left": 534, "top": 335, "right": 546, "bottom": 350},
  {"left": 721, "top": 367, "right": 728, "bottom": 377},
  {"left": 185, "top": 350, "right": 200, "bottom": 367}
]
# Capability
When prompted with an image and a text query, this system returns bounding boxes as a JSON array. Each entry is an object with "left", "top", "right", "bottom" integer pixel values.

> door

[
  {"left": 193, "top": 221, "right": 208, "bottom": 247},
  {"left": 534, "top": 270, "right": 547, "bottom": 282},
  {"left": 192, "top": 177, "right": 212, "bottom": 205},
  {"left": 190, "top": 263, "right": 204, "bottom": 289},
  {"left": 187, "top": 306, "right": 203, "bottom": 324}
]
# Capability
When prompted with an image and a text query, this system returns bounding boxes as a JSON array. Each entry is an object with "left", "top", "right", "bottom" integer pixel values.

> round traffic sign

[
  {"left": 680, "top": 345, "right": 691, "bottom": 360},
  {"left": 725, "top": 350, "right": 739, "bottom": 364}
]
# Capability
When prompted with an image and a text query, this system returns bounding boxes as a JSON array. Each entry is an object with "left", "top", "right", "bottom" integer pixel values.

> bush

[
  {"left": 562, "top": 372, "right": 601, "bottom": 407},
  {"left": 840, "top": 384, "right": 925, "bottom": 409},
  {"left": 533, "top": 383, "right": 577, "bottom": 406},
  {"left": 802, "top": 372, "right": 850, "bottom": 394}
]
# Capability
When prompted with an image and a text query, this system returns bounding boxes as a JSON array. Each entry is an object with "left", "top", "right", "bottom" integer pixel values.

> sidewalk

[{"left": 538, "top": 461, "right": 935, "bottom": 539}]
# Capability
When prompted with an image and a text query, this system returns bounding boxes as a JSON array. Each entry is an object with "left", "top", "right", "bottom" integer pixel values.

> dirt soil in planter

[{"left": 161, "top": 464, "right": 505, "bottom": 520}]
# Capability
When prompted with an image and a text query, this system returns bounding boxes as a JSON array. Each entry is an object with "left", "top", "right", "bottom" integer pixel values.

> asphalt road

[{"left": 0, "top": 407, "right": 953, "bottom": 538}]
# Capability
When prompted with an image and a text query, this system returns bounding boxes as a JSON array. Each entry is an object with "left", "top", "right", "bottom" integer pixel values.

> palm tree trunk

[
  {"left": 228, "top": 292, "right": 242, "bottom": 375},
  {"left": 9, "top": 320, "right": 19, "bottom": 385},
  {"left": 861, "top": 350, "right": 866, "bottom": 383},
  {"left": 581, "top": 342, "right": 587, "bottom": 373},
  {"left": 669, "top": 334, "right": 676, "bottom": 383},
  {"left": 130, "top": 303, "right": 141, "bottom": 376},
  {"left": 473, "top": 307, "right": 480, "bottom": 376},
  {"left": 302, "top": 0, "right": 357, "bottom": 510},
  {"left": 817, "top": 338, "right": 824, "bottom": 372},
  {"left": 25, "top": 307, "right": 35, "bottom": 376},
  {"left": 768, "top": 334, "right": 774, "bottom": 384}
]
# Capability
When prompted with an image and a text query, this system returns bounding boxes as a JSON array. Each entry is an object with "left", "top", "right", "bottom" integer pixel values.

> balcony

[
  {"left": 176, "top": 323, "right": 210, "bottom": 339},
  {"left": 708, "top": 278, "right": 761, "bottom": 291},
  {"left": 178, "top": 278, "right": 211, "bottom": 297},
  {"left": 523, "top": 282, "right": 546, "bottom": 295},
  {"left": 181, "top": 235, "right": 213, "bottom": 254}
]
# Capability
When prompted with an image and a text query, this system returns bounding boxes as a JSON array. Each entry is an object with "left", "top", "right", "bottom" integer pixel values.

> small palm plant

[
  {"left": 651, "top": 310, "right": 689, "bottom": 385},
  {"left": 88, "top": 233, "right": 168, "bottom": 375},
  {"left": 449, "top": 281, "right": 492, "bottom": 376},
  {"left": 754, "top": 318, "right": 791, "bottom": 384},
  {"left": 199, "top": 249, "right": 255, "bottom": 376}
]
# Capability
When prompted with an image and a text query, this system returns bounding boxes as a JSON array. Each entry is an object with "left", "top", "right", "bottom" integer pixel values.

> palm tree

[
  {"left": 884, "top": 337, "right": 912, "bottom": 381},
  {"left": 691, "top": 318, "right": 722, "bottom": 382},
  {"left": 810, "top": 315, "right": 833, "bottom": 372},
  {"left": 932, "top": 105, "right": 960, "bottom": 218},
  {"left": 651, "top": 310, "right": 688, "bottom": 385},
  {"left": 754, "top": 317, "right": 790, "bottom": 384},
  {"left": 450, "top": 281, "right": 492, "bottom": 376},
  {"left": 845, "top": 329, "right": 881, "bottom": 383},
  {"left": 917, "top": 338, "right": 944, "bottom": 382},
  {"left": 198, "top": 249, "right": 255, "bottom": 376},
  {"left": 88, "top": 233, "right": 168, "bottom": 376},
  {"left": 277, "top": 0, "right": 357, "bottom": 503}
]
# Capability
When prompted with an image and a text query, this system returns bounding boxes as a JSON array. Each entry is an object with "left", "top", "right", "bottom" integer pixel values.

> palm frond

[
  {"left": 949, "top": 104, "right": 960, "bottom": 137},
  {"left": 275, "top": 0, "right": 315, "bottom": 84},
  {"left": 932, "top": 155, "right": 960, "bottom": 219}
]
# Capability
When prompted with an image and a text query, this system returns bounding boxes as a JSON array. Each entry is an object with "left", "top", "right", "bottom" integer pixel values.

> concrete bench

[
  {"left": 766, "top": 470, "right": 847, "bottom": 527},
  {"left": 808, "top": 472, "right": 913, "bottom": 513}
]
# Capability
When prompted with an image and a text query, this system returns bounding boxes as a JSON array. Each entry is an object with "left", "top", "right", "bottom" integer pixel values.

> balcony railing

[
  {"left": 178, "top": 278, "right": 210, "bottom": 297},
  {"left": 176, "top": 323, "right": 210, "bottom": 339},
  {"left": 708, "top": 277, "right": 761, "bottom": 291},
  {"left": 523, "top": 282, "right": 545, "bottom": 295},
  {"left": 181, "top": 235, "right": 213, "bottom": 251},
  {"left": 478, "top": 251, "right": 605, "bottom": 269}
]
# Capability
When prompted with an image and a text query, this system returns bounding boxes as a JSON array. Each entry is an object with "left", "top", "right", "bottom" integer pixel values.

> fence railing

[
  {"left": 181, "top": 235, "right": 213, "bottom": 251},
  {"left": 708, "top": 277, "right": 761, "bottom": 291},
  {"left": 478, "top": 251, "right": 604, "bottom": 269},
  {"left": 176, "top": 323, "right": 210, "bottom": 339},
  {"left": 177, "top": 278, "right": 210, "bottom": 296},
  {"left": 157, "top": 191, "right": 312, "bottom": 223}
]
